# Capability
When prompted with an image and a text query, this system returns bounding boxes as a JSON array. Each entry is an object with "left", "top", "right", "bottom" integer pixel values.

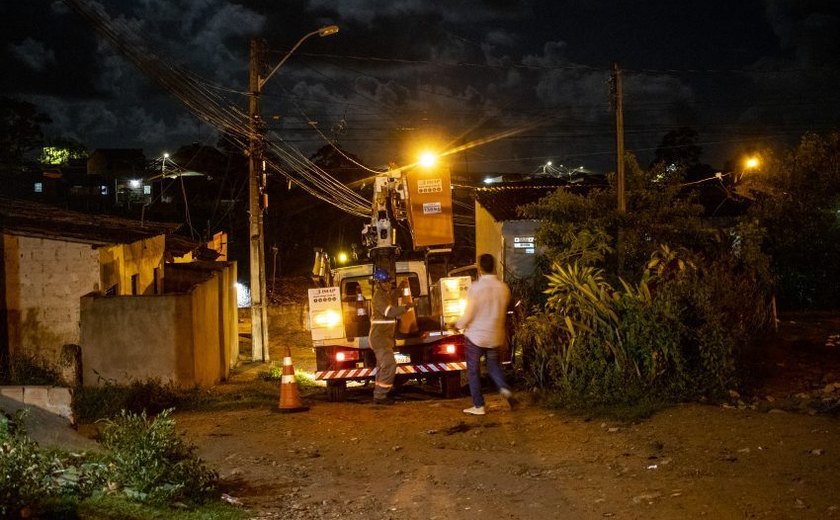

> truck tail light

[
  {"left": 334, "top": 350, "right": 359, "bottom": 362},
  {"left": 434, "top": 343, "right": 459, "bottom": 357}
]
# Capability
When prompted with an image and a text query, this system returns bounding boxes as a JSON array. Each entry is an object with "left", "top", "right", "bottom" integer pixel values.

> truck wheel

[
  {"left": 441, "top": 372, "right": 462, "bottom": 398},
  {"left": 326, "top": 380, "right": 347, "bottom": 402}
]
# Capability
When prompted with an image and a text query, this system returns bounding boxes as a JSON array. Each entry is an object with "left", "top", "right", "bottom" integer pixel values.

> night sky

[{"left": 2, "top": 0, "right": 839, "bottom": 175}]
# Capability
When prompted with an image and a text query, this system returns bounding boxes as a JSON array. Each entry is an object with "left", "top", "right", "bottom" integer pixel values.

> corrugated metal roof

[
  {"left": 0, "top": 196, "right": 178, "bottom": 246},
  {"left": 474, "top": 177, "right": 606, "bottom": 221}
]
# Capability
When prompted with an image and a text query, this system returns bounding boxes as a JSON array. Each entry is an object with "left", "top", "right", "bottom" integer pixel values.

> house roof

[
  {"left": 165, "top": 234, "right": 222, "bottom": 262},
  {"left": 474, "top": 177, "right": 606, "bottom": 221},
  {"left": 0, "top": 196, "right": 179, "bottom": 246}
]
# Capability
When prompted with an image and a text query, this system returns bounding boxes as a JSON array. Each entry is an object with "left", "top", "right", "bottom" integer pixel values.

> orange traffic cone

[{"left": 277, "top": 347, "right": 309, "bottom": 413}]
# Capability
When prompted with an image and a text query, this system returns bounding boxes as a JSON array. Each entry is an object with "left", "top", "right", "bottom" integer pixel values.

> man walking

[
  {"left": 456, "top": 254, "right": 515, "bottom": 415},
  {"left": 369, "top": 267, "right": 412, "bottom": 405}
]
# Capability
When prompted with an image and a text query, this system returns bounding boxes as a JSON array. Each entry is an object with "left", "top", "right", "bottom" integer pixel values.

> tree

[
  {"left": 653, "top": 127, "right": 702, "bottom": 168},
  {"left": 0, "top": 97, "right": 51, "bottom": 172},
  {"left": 749, "top": 131, "right": 840, "bottom": 308}
]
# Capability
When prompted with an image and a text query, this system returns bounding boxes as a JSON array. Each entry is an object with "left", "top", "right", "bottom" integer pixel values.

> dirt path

[{"left": 176, "top": 310, "right": 840, "bottom": 519}]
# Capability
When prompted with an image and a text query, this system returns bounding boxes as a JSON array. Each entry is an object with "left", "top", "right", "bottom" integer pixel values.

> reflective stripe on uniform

[
  {"left": 375, "top": 381, "right": 393, "bottom": 388},
  {"left": 384, "top": 305, "right": 393, "bottom": 316},
  {"left": 371, "top": 319, "right": 396, "bottom": 324}
]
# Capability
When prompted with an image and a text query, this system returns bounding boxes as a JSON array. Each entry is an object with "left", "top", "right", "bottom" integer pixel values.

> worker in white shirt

[{"left": 456, "top": 253, "right": 517, "bottom": 415}]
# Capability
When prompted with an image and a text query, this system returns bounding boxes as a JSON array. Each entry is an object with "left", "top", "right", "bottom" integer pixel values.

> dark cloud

[{"left": 1, "top": 0, "right": 838, "bottom": 172}]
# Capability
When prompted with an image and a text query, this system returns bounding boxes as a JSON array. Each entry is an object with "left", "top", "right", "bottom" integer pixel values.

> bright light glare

[
  {"left": 129, "top": 179, "right": 142, "bottom": 189},
  {"left": 483, "top": 177, "right": 494, "bottom": 184},
  {"left": 744, "top": 156, "right": 760, "bottom": 170},
  {"left": 236, "top": 282, "right": 250, "bottom": 308},
  {"left": 314, "top": 310, "right": 341, "bottom": 328},
  {"left": 419, "top": 152, "right": 438, "bottom": 168},
  {"left": 337, "top": 252, "right": 348, "bottom": 264},
  {"left": 445, "top": 344, "right": 456, "bottom": 354},
  {"left": 457, "top": 298, "right": 467, "bottom": 316},
  {"left": 443, "top": 278, "right": 461, "bottom": 292},
  {"left": 336, "top": 352, "right": 346, "bottom": 362}
]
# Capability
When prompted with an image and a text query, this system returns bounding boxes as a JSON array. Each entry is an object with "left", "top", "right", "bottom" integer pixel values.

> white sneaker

[
  {"left": 500, "top": 388, "right": 512, "bottom": 399},
  {"left": 463, "top": 406, "right": 486, "bottom": 416}
]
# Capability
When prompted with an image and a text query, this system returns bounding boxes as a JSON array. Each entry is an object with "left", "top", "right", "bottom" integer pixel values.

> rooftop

[
  {"left": 0, "top": 196, "right": 179, "bottom": 246},
  {"left": 474, "top": 177, "right": 606, "bottom": 221}
]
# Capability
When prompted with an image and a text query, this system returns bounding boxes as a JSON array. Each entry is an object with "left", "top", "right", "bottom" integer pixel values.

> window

[
  {"left": 143, "top": 185, "right": 151, "bottom": 195},
  {"left": 34, "top": 182, "right": 43, "bottom": 193}
]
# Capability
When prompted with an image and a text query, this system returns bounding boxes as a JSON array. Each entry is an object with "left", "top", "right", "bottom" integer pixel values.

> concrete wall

[
  {"left": 98, "top": 235, "right": 165, "bottom": 295},
  {"left": 1, "top": 233, "right": 100, "bottom": 361},
  {"left": 1, "top": 233, "right": 165, "bottom": 366},
  {"left": 474, "top": 202, "right": 503, "bottom": 271},
  {"left": 80, "top": 293, "right": 188, "bottom": 386},
  {"left": 80, "top": 261, "right": 237, "bottom": 388},
  {"left": 167, "top": 261, "right": 238, "bottom": 372}
]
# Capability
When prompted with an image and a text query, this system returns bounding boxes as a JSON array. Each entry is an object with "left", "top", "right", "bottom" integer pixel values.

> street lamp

[
  {"left": 247, "top": 26, "right": 339, "bottom": 362},
  {"left": 737, "top": 155, "right": 761, "bottom": 183}
]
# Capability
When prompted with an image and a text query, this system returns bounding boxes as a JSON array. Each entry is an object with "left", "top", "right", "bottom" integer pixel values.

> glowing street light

[
  {"left": 737, "top": 155, "right": 761, "bottom": 183},
  {"left": 419, "top": 151, "right": 438, "bottom": 168}
]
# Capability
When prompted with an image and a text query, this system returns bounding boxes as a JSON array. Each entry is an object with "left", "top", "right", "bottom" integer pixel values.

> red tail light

[{"left": 334, "top": 350, "right": 359, "bottom": 362}]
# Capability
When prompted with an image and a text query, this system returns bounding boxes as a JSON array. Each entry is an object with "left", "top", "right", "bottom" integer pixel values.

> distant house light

[
  {"left": 129, "top": 179, "right": 142, "bottom": 189},
  {"left": 143, "top": 185, "right": 151, "bottom": 195},
  {"left": 34, "top": 182, "right": 43, "bottom": 193},
  {"left": 100, "top": 185, "right": 109, "bottom": 195}
]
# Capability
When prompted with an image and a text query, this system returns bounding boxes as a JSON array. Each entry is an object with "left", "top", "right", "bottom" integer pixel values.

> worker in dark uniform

[{"left": 369, "top": 267, "right": 413, "bottom": 405}]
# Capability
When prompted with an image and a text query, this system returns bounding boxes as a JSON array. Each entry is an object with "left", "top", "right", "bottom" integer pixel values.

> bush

[
  {"left": 99, "top": 409, "right": 218, "bottom": 505},
  {"left": 0, "top": 409, "right": 220, "bottom": 516},
  {"left": 1, "top": 352, "right": 63, "bottom": 385},
  {"left": 74, "top": 379, "right": 188, "bottom": 422},
  {"left": 515, "top": 245, "right": 771, "bottom": 406}
]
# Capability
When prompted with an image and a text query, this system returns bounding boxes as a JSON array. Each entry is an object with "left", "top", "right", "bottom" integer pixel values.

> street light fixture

[{"left": 247, "top": 26, "right": 339, "bottom": 362}]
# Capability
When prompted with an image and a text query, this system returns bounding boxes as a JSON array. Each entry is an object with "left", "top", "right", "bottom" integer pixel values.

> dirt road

[{"left": 174, "top": 310, "right": 840, "bottom": 519}]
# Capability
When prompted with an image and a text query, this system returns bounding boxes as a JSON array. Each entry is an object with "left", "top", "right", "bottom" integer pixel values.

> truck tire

[
  {"left": 441, "top": 372, "right": 462, "bottom": 398},
  {"left": 326, "top": 380, "right": 347, "bottom": 402}
]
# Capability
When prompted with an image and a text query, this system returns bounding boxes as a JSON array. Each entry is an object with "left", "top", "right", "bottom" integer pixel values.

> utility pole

[
  {"left": 613, "top": 62, "right": 626, "bottom": 214},
  {"left": 248, "top": 39, "right": 269, "bottom": 362},
  {"left": 245, "top": 27, "right": 339, "bottom": 362}
]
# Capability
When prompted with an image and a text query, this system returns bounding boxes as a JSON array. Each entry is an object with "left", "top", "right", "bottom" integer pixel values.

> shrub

[
  {"left": 99, "top": 409, "right": 218, "bottom": 505},
  {"left": 0, "top": 409, "right": 224, "bottom": 517},
  {"left": 74, "top": 379, "right": 187, "bottom": 422},
  {"left": 515, "top": 245, "right": 771, "bottom": 406},
  {"left": 1, "top": 352, "right": 63, "bottom": 385}
]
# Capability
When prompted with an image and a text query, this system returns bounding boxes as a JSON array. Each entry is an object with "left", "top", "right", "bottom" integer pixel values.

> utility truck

[{"left": 307, "top": 161, "right": 471, "bottom": 401}]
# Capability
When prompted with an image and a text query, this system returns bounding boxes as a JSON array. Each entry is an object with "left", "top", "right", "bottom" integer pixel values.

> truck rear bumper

[{"left": 315, "top": 361, "right": 466, "bottom": 381}]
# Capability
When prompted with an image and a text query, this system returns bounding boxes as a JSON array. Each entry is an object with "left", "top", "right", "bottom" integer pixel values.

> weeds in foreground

[{"left": 0, "top": 409, "right": 244, "bottom": 519}]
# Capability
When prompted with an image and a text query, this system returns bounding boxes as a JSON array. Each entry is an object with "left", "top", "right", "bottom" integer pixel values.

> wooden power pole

[
  {"left": 613, "top": 62, "right": 626, "bottom": 214},
  {"left": 248, "top": 39, "right": 269, "bottom": 361}
]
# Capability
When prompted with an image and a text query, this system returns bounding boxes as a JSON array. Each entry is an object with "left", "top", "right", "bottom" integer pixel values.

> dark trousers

[{"left": 466, "top": 337, "right": 509, "bottom": 408}]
